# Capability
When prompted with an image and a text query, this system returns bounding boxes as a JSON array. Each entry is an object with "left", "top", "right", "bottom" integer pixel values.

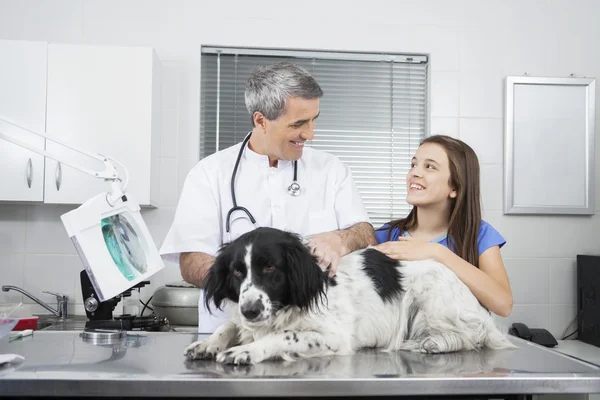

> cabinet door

[
  {"left": 0, "top": 40, "right": 47, "bottom": 202},
  {"left": 44, "top": 44, "right": 156, "bottom": 205}
]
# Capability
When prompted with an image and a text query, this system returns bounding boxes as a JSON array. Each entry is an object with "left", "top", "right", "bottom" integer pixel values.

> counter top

[
  {"left": 1, "top": 331, "right": 600, "bottom": 398},
  {"left": 37, "top": 314, "right": 198, "bottom": 333},
  {"left": 549, "top": 339, "right": 600, "bottom": 366}
]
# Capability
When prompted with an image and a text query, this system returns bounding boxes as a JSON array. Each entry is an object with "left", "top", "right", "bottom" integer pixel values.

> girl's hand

[{"left": 374, "top": 236, "right": 441, "bottom": 261}]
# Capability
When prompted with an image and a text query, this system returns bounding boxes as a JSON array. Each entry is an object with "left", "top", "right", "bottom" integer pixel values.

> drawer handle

[
  {"left": 55, "top": 162, "right": 62, "bottom": 191},
  {"left": 26, "top": 158, "right": 33, "bottom": 188}
]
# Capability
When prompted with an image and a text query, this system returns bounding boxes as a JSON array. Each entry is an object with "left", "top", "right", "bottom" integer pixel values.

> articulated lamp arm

[
  {"left": 0, "top": 115, "right": 165, "bottom": 303},
  {"left": 0, "top": 115, "right": 129, "bottom": 206}
]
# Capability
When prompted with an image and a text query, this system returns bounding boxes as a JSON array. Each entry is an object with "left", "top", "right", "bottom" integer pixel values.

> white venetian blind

[{"left": 200, "top": 47, "right": 428, "bottom": 228}]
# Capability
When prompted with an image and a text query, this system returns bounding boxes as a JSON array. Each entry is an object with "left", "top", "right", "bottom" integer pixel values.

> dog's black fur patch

[{"left": 360, "top": 248, "right": 403, "bottom": 303}]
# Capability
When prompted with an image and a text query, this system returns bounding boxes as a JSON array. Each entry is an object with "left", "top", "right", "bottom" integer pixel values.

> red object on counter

[{"left": 13, "top": 316, "right": 39, "bottom": 331}]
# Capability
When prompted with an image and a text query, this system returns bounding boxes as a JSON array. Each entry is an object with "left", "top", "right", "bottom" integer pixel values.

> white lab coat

[{"left": 159, "top": 140, "right": 370, "bottom": 333}]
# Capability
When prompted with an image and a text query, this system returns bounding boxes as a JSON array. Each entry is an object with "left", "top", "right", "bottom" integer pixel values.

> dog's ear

[
  {"left": 203, "top": 244, "right": 237, "bottom": 314},
  {"left": 283, "top": 234, "right": 328, "bottom": 313}
]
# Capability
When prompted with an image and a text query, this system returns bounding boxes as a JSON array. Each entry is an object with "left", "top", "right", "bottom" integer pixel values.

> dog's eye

[
  {"left": 263, "top": 266, "right": 275, "bottom": 273},
  {"left": 232, "top": 269, "right": 243, "bottom": 277}
]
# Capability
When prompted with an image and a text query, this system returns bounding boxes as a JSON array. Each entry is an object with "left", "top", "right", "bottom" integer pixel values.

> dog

[{"left": 184, "top": 227, "right": 516, "bottom": 365}]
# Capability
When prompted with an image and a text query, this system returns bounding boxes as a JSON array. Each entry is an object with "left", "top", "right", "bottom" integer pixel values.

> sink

[
  {"left": 32, "top": 313, "right": 194, "bottom": 333},
  {"left": 34, "top": 314, "right": 89, "bottom": 331},
  {"left": 0, "top": 304, "right": 89, "bottom": 331},
  {"left": 1, "top": 304, "right": 61, "bottom": 330},
  {"left": 36, "top": 319, "right": 54, "bottom": 330}
]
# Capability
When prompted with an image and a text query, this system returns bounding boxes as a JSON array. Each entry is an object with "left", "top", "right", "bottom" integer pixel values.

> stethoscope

[{"left": 225, "top": 132, "right": 301, "bottom": 241}]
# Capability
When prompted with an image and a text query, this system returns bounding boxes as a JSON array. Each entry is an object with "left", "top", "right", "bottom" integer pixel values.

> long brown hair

[{"left": 380, "top": 135, "right": 482, "bottom": 267}]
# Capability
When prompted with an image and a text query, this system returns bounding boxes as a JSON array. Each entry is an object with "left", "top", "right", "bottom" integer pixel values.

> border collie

[{"left": 184, "top": 227, "right": 515, "bottom": 365}]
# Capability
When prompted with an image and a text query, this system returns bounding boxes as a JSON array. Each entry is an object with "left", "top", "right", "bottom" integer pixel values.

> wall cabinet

[
  {"left": 0, "top": 40, "right": 47, "bottom": 202},
  {"left": 0, "top": 40, "right": 162, "bottom": 207}
]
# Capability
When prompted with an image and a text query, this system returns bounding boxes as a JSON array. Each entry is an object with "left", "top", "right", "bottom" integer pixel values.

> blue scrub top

[{"left": 375, "top": 220, "right": 506, "bottom": 256}]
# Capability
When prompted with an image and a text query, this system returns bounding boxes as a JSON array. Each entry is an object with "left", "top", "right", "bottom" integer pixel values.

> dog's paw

[
  {"left": 216, "top": 345, "right": 263, "bottom": 365},
  {"left": 184, "top": 339, "right": 227, "bottom": 360},
  {"left": 419, "top": 338, "right": 442, "bottom": 354}
]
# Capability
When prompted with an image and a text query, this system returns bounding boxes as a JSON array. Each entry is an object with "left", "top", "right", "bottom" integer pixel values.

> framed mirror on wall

[{"left": 504, "top": 76, "right": 596, "bottom": 215}]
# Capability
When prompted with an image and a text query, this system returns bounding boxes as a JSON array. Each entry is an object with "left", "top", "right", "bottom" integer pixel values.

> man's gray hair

[{"left": 245, "top": 62, "right": 323, "bottom": 125}]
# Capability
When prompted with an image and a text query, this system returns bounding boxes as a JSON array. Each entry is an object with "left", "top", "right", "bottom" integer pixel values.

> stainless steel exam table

[{"left": 1, "top": 331, "right": 599, "bottom": 399}]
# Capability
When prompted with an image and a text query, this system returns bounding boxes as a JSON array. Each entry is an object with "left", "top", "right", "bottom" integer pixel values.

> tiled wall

[{"left": 1, "top": 0, "right": 599, "bottom": 337}]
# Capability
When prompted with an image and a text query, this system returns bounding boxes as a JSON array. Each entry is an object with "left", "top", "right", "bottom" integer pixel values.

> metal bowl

[{"left": 151, "top": 281, "right": 200, "bottom": 326}]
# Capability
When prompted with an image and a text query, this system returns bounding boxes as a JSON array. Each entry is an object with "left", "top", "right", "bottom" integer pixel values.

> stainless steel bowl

[{"left": 151, "top": 281, "right": 200, "bottom": 326}]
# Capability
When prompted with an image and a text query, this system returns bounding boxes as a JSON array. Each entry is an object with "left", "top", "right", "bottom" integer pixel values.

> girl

[{"left": 374, "top": 135, "right": 513, "bottom": 317}]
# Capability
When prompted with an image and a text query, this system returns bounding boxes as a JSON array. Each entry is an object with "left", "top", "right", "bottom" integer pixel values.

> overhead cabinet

[
  {"left": 0, "top": 40, "right": 162, "bottom": 207},
  {"left": 0, "top": 40, "right": 48, "bottom": 202}
]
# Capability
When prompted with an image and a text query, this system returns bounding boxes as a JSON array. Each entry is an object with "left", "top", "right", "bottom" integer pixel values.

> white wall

[{"left": 0, "top": 0, "right": 599, "bottom": 338}]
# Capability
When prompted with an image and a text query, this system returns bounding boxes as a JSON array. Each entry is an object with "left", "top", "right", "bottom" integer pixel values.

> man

[{"left": 160, "top": 62, "right": 376, "bottom": 333}]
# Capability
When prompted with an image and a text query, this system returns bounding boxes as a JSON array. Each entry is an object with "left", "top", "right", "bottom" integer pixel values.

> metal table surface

[{"left": 1, "top": 331, "right": 600, "bottom": 399}]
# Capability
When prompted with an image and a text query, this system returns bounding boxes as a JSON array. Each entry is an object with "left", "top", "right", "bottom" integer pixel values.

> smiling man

[{"left": 160, "top": 62, "right": 376, "bottom": 334}]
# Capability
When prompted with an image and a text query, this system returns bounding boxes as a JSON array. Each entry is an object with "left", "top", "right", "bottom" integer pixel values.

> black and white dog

[{"left": 184, "top": 227, "right": 515, "bottom": 365}]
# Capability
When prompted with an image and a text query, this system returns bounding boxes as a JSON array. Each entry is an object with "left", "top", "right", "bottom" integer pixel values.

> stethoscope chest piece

[{"left": 287, "top": 181, "right": 301, "bottom": 197}]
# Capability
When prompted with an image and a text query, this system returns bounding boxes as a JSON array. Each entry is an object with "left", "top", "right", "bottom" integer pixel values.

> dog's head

[{"left": 204, "top": 227, "right": 331, "bottom": 325}]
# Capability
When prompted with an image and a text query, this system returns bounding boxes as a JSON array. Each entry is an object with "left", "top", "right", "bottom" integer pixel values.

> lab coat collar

[{"left": 242, "top": 141, "right": 296, "bottom": 169}]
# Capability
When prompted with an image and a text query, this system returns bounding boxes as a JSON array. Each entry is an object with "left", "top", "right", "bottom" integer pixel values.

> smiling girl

[{"left": 375, "top": 135, "right": 513, "bottom": 317}]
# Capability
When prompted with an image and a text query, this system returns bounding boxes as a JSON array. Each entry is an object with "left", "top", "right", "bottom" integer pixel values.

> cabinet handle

[
  {"left": 55, "top": 162, "right": 62, "bottom": 191},
  {"left": 26, "top": 158, "right": 33, "bottom": 188}
]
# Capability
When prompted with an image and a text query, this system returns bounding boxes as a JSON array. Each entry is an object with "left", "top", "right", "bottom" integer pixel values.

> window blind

[{"left": 200, "top": 47, "right": 428, "bottom": 228}]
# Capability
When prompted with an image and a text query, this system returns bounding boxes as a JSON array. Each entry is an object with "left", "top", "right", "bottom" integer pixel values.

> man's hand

[
  {"left": 306, "top": 222, "right": 376, "bottom": 277},
  {"left": 306, "top": 232, "right": 346, "bottom": 277}
]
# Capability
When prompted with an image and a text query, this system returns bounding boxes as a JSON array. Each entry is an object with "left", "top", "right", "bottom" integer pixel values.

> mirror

[{"left": 503, "top": 76, "right": 596, "bottom": 215}]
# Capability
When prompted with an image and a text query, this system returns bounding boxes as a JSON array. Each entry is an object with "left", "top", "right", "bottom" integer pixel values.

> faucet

[{"left": 2, "top": 285, "right": 69, "bottom": 319}]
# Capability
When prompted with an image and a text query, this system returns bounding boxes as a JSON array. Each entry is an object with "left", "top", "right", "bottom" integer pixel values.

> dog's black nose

[{"left": 241, "top": 300, "right": 265, "bottom": 321}]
